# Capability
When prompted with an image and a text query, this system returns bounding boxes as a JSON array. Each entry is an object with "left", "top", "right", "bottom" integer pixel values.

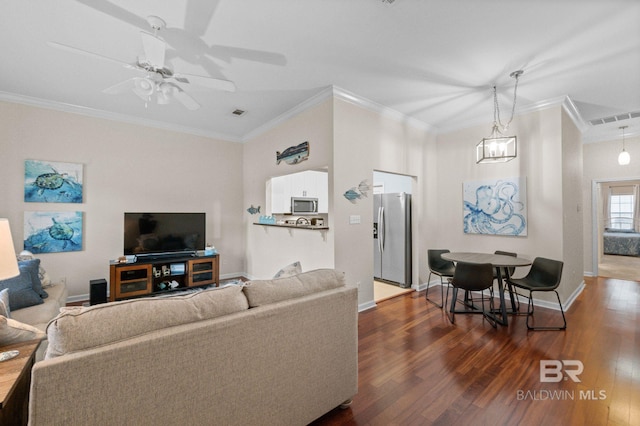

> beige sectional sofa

[{"left": 29, "top": 269, "right": 358, "bottom": 426}]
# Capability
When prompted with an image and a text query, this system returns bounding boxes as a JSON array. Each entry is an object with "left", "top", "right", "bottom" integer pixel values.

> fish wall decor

[
  {"left": 276, "top": 141, "right": 309, "bottom": 165},
  {"left": 247, "top": 205, "right": 261, "bottom": 215},
  {"left": 343, "top": 179, "right": 371, "bottom": 204}
]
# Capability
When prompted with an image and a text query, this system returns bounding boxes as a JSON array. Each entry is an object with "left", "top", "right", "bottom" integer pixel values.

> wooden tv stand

[{"left": 109, "top": 254, "right": 219, "bottom": 301}]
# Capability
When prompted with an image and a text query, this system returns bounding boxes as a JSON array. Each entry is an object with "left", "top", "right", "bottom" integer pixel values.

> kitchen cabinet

[{"left": 268, "top": 170, "right": 328, "bottom": 214}]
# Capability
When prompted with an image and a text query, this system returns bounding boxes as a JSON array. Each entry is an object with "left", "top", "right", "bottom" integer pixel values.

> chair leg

[
  {"left": 446, "top": 287, "right": 458, "bottom": 324},
  {"left": 482, "top": 289, "right": 497, "bottom": 329},
  {"left": 525, "top": 290, "right": 567, "bottom": 331},
  {"left": 426, "top": 273, "right": 447, "bottom": 308}
]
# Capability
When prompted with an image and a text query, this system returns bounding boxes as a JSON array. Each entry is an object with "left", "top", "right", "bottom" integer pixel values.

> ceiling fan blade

[
  {"left": 184, "top": 0, "right": 219, "bottom": 37},
  {"left": 172, "top": 72, "right": 236, "bottom": 92},
  {"left": 75, "top": 0, "right": 148, "bottom": 30},
  {"left": 48, "top": 41, "right": 138, "bottom": 71},
  {"left": 171, "top": 86, "right": 200, "bottom": 110},
  {"left": 140, "top": 32, "right": 166, "bottom": 69},
  {"left": 102, "top": 78, "right": 136, "bottom": 94}
]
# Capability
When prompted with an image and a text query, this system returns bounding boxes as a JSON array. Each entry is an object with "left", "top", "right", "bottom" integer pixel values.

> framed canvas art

[
  {"left": 463, "top": 177, "right": 527, "bottom": 236},
  {"left": 23, "top": 211, "right": 83, "bottom": 253},
  {"left": 24, "top": 160, "right": 83, "bottom": 203}
]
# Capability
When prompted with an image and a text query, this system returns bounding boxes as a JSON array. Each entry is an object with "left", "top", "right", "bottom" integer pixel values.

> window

[{"left": 609, "top": 194, "right": 635, "bottom": 230}]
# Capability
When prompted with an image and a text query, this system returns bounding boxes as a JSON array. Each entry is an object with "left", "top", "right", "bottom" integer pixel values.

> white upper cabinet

[{"left": 269, "top": 170, "right": 328, "bottom": 214}]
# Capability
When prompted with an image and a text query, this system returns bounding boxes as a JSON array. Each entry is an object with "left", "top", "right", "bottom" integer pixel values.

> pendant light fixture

[
  {"left": 618, "top": 125, "right": 630, "bottom": 165},
  {"left": 476, "top": 70, "right": 523, "bottom": 163}
]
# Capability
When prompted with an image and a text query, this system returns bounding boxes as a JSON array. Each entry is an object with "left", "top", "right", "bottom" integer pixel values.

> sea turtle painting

[
  {"left": 24, "top": 160, "right": 83, "bottom": 203},
  {"left": 23, "top": 211, "right": 83, "bottom": 253}
]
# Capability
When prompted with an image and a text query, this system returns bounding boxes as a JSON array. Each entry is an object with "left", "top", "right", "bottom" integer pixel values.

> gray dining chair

[
  {"left": 426, "top": 249, "right": 455, "bottom": 308},
  {"left": 446, "top": 261, "right": 497, "bottom": 328},
  {"left": 506, "top": 257, "right": 565, "bottom": 330}
]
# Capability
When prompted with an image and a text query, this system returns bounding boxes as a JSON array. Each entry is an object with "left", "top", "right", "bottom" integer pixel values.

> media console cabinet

[{"left": 109, "top": 254, "right": 219, "bottom": 301}]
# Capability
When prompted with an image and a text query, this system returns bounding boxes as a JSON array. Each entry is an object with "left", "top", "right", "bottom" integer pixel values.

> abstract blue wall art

[
  {"left": 463, "top": 177, "right": 527, "bottom": 236},
  {"left": 24, "top": 211, "right": 83, "bottom": 253},
  {"left": 24, "top": 160, "right": 83, "bottom": 203}
]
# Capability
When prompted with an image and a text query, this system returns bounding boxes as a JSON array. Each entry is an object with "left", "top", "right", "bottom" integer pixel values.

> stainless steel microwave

[{"left": 291, "top": 197, "right": 318, "bottom": 214}]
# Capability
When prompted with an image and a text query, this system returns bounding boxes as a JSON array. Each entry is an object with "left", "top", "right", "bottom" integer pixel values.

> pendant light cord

[{"left": 495, "top": 70, "right": 522, "bottom": 131}]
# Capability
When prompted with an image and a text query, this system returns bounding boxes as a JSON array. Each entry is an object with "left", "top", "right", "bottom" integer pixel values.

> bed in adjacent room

[{"left": 603, "top": 229, "right": 640, "bottom": 257}]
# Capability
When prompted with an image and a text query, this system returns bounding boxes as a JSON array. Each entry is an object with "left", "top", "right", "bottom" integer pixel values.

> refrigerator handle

[{"left": 379, "top": 206, "right": 385, "bottom": 253}]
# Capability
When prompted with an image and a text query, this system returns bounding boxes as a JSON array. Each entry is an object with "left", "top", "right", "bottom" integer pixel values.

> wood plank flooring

[{"left": 311, "top": 276, "right": 639, "bottom": 426}]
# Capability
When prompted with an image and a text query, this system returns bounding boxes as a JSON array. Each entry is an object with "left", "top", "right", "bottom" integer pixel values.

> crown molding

[
  {"left": 0, "top": 91, "right": 243, "bottom": 143},
  {"left": 241, "top": 86, "right": 335, "bottom": 142},
  {"left": 332, "top": 85, "right": 436, "bottom": 133}
]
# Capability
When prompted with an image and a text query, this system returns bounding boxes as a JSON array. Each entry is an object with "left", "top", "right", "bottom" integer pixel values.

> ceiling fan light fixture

[
  {"left": 476, "top": 70, "right": 523, "bottom": 164},
  {"left": 134, "top": 77, "right": 155, "bottom": 96}
]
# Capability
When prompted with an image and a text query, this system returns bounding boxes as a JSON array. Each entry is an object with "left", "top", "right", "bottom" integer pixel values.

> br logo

[{"left": 540, "top": 360, "right": 583, "bottom": 383}]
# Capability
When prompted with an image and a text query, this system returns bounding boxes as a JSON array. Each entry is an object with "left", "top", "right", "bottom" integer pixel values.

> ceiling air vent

[
  {"left": 589, "top": 111, "right": 640, "bottom": 126},
  {"left": 232, "top": 109, "right": 246, "bottom": 116}
]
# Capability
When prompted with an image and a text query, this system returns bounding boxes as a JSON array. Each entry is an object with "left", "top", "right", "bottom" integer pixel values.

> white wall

[
  {"left": 0, "top": 101, "right": 245, "bottom": 301},
  {"left": 583, "top": 133, "right": 640, "bottom": 275},
  {"left": 333, "top": 98, "right": 431, "bottom": 307},
  {"left": 435, "top": 106, "right": 583, "bottom": 304},
  {"left": 242, "top": 99, "right": 335, "bottom": 279}
]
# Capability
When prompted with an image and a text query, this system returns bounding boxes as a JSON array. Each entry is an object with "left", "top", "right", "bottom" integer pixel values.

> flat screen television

[{"left": 123, "top": 212, "right": 205, "bottom": 257}]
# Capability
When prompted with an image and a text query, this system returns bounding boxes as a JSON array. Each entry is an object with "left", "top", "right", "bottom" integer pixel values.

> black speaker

[{"left": 89, "top": 278, "right": 107, "bottom": 305}]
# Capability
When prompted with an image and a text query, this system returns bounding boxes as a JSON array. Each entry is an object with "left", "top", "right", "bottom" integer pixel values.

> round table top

[{"left": 441, "top": 252, "right": 532, "bottom": 267}]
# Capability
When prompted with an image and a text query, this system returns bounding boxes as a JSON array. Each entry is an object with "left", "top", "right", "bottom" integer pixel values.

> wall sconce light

[
  {"left": 476, "top": 70, "right": 523, "bottom": 164},
  {"left": 618, "top": 125, "right": 630, "bottom": 166}
]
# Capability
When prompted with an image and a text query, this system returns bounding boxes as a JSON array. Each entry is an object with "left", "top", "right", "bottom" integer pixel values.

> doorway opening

[
  {"left": 373, "top": 171, "right": 415, "bottom": 301},
  {"left": 593, "top": 178, "right": 640, "bottom": 282}
]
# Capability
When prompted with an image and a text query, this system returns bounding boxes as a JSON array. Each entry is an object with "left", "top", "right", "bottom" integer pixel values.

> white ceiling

[{"left": 1, "top": 0, "right": 639, "bottom": 143}]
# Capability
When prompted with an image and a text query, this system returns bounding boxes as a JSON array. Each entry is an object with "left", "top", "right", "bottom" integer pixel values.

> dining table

[{"left": 441, "top": 252, "right": 532, "bottom": 326}]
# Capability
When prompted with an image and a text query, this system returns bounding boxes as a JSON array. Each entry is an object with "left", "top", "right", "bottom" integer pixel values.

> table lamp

[
  {"left": 0, "top": 219, "right": 21, "bottom": 362},
  {"left": 0, "top": 219, "right": 19, "bottom": 280}
]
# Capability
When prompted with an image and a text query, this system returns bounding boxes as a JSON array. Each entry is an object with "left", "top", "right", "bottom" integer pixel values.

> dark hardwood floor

[{"left": 312, "top": 276, "right": 639, "bottom": 425}]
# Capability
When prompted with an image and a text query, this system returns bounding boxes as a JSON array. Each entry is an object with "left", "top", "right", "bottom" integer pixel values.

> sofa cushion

[
  {"left": 0, "top": 289, "right": 10, "bottom": 318},
  {"left": 11, "top": 283, "right": 67, "bottom": 331},
  {"left": 243, "top": 269, "right": 346, "bottom": 308},
  {"left": 0, "top": 260, "right": 44, "bottom": 310},
  {"left": 45, "top": 285, "right": 249, "bottom": 359},
  {"left": 0, "top": 315, "right": 46, "bottom": 345}
]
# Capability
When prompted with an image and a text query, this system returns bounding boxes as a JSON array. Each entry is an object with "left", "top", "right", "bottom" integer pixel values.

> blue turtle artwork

[
  {"left": 24, "top": 160, "right": 83, "bottom": 203},
  {"left": 246, "top": 205, "right": 261, "bottom": 215},
  {"left": 276, "top": 141, "right": 309, "bottom": 165},
  {"left": 23, "top": 211, "right": 83, "bottom": 253},
  {"left": 344, "top": 179, "right": 371, "bottom": 204}
]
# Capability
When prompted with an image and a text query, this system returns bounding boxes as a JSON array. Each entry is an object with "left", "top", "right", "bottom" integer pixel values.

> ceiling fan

[{"left": 48, "top": 15, "right": 236, "bottom": 110}]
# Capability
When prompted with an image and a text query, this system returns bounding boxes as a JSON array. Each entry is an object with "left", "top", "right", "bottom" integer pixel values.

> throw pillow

[
  {"left": 0, "top": 289, "right": 10, "bottom": 318},
  {"left": 273, "top": 261, "right": 302, "bottom": 279},
  {"left": 0, "top": 315, "right": 46, "bottom": 345},
  {"left": 19, "top": 259, "right": 48, "bottom": 299},
  {"left": 244, "top": 269, "right": 345, "bottom": 308},
  {"left": 17, "top": 250, "right": 52, "bottom": 288},
  {"left": 0, "top": 261, "right": 44, "bottom": 310}
]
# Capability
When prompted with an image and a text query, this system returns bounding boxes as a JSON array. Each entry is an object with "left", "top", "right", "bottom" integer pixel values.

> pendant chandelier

[
  {"left": 476, "top": 70, "right": 523, "bottom": 163},
  {"left": 618, "top": 125, "right": 630, "bottom": 165}
]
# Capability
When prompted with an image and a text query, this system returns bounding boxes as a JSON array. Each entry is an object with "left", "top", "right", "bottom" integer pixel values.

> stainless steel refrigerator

[{"left": 373, "top": 192, "right": 412, "bottom": 288}]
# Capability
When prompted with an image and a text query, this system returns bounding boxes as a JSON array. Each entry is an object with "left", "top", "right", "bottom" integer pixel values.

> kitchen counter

[{"left": 253, "top": 223, "right": 329, "bottom": 230}]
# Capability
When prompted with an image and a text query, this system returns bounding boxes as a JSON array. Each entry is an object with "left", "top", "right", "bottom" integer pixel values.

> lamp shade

[
  {"left": 618, "top": 150, "right": 630, "bottom": 165},
  {"left": 0, "top": 219, "right": 19, "bottom": 280}
]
